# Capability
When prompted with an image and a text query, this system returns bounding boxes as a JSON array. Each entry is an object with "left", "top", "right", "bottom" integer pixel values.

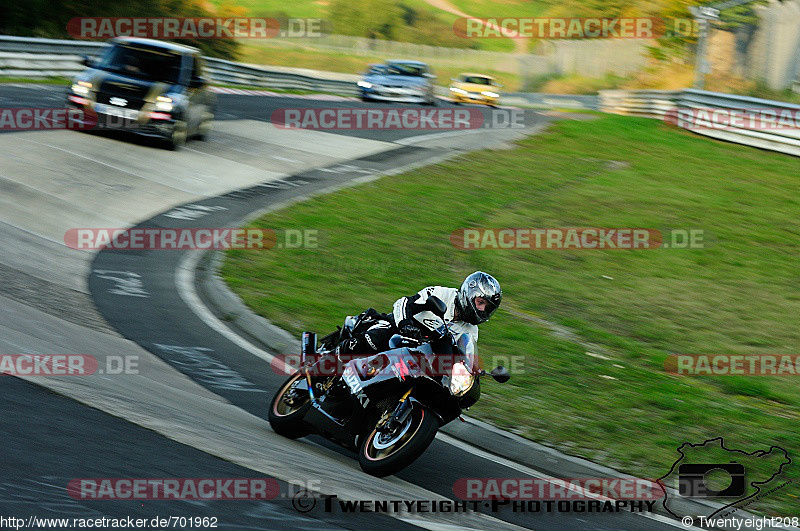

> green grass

[
  {"left": 448, "top": 0, "right": 546, "bottom": 19},
  {"left": 211, "top": 0, "right": 516, "bottom": 52},
  {"left": 222, "top": 114, "right": 800, "bottom": 516},
  {"left": 210, "top": 0, "right": 327, "bottom": 18},
  {"left": 398, "top": 0, "right": 518, "bottom": 52},
  {"left": 0, "top": 77, "right": 72, "bottom": 85},
  {"left": 523, "top": 72, "right": 629, "bottom": 93}
]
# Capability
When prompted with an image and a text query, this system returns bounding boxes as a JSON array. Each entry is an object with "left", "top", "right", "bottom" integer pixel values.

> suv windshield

[
  {"left": 97, "top": 44, "right": 183, "bottom": 84},
  {"left": 386, "top": 63, "right": 426, "bottom": 77}
]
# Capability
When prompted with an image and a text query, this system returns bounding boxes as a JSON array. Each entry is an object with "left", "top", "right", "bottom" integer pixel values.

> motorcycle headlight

[
  {"left": 71, "top": 81, "right": 92, "bottom": 96},
  {"left": 481, "top": 91, "right": 499, "bottom": 98},
  {"left": 155, "top": 96, "right": 174, "bottom": 112},
  {"left": 449, "top": 361, "right": 475, "bottom": 396},
  {"left": 357, "top": 80, "right": 372, "bottom": 89},
  {"left": 450, "top": 87, "right": 468, "bottom": 95}
]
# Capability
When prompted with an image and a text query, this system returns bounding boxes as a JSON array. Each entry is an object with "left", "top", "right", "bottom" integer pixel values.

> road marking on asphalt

[
  {"left": 154, "top": 343, "right": 266, "bottom": 393},
  {"left": 177, "top": 245, "right": 688, "bottom": 529},
  {"left": 271, "top": 155, "right": 300, "bottom": 163},
  {"left": 17, "top": 137, "right": 202, "bottom": 195},
  {"left": 93, "top": 269, "right": 150, "bottom": 298},
  {"left": 176, "top": 249, "right": 278, "bottom": 365}
]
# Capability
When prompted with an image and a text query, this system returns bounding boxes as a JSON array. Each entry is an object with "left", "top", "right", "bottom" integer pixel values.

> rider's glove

[{"left": 398, "top": 319, "right": 424, "bottom": 341}]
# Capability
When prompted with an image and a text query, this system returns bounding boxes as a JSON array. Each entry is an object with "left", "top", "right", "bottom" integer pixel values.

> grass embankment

[{"left": 222, "top": 114, "right": 800, "bottom": 515}]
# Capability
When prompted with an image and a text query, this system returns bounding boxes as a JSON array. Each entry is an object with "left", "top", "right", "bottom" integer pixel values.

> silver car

[{"left": 357, "top": 60, "right": 437, "bottom": 105}]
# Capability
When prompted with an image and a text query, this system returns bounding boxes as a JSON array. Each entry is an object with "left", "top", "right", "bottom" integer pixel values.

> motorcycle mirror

[
  {"left": 490, "top": 366, "right": 510, "bottom": 383},
  {"left": 425, "top": 295, "right": 447, "bottom": 318}
]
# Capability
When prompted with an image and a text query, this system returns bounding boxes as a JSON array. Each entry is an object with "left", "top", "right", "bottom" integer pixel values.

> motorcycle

[{"left": 268, "top": 296, "right": 510, "bottom": 477}]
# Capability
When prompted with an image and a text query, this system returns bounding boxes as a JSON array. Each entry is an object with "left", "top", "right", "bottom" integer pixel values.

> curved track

[{"left": 1, "top": 84, "right": 681, "bottom": 530}]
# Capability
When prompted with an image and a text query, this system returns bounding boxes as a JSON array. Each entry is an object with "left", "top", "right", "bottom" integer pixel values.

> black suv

[{"left": 67, "top": 37, "right": 215, "bottom": 150}]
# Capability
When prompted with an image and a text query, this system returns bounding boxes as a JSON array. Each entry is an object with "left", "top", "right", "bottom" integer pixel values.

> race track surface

[{"left": 0, "top": 83, "right": 682, "bottom": 530}]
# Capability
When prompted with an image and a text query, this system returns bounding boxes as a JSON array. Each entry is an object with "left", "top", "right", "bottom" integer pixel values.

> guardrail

[
  {"left": 600, "top": 88, "right": 800, "bottom": 157},
  {"left": 503, "top": 93, "right": 599, "bottom": 110},
  {"left": 0, "top": 35, "right": 359, "bottom": 95},
  {"left": 4, "top": 33, "right": 799, "bottom": 156},
  {"left": 201, "top": 57, "right": 358, "bottom": 95},
  {"left": 0, "top": 35, "right": 603, "bottom": 106}
]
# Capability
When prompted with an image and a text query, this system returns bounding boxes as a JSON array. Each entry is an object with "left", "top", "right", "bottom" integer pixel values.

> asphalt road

[
  {"left": 0, "top": 83, "right": 680, "bottom": 530},
  {"left": 89, "top": 159, "right": 674, "bottom": 531},
  {"left": 1, "top": 376, "right": 409, "bottom": 530}
]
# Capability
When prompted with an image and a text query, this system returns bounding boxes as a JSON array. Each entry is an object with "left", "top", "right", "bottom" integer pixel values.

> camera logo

[
  {"left": 677, "top": 463, "right": 745, "bottom": 498},
  {"left": 657, "top": 437, "right": 792, "bottom": 520}
]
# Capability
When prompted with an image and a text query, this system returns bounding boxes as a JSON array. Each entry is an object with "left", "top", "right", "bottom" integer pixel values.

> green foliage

[
  {"left": 0, "top": 0, "right": 242, "bottom": 59},
  {"left": 329, "top": 0, "right": 404, "bottom": 40},
  {"left": 654, "top": 0, "right": 768, "bottom": 61},
  {"left": 715, "top": 2, "right": 764, "bottom": 31},
  {"left": 328, "top": 0, "right": 475, "bottom": 48},
  {"left": 536, "top": 0, "right": 769, "bottom": 62},
  {"left": 543, "top": 0, "right": 655, "bottom": 18}
]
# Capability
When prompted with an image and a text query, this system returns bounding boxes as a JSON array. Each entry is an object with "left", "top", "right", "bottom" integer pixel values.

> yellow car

[{"left": 449, "top": 73, "right": 502, "bottom": 107}]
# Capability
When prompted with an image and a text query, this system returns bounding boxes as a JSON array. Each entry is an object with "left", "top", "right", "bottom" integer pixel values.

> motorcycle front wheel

[
  {"left": 358, "top": 405, "right": 439, "bottom": 477},
  {"left": 268, "top": 372, "right": 312, "bottom": 439}
]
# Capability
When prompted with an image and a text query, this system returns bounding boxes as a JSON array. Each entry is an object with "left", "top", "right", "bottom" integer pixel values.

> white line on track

[
  {"left": 17, "top": 137, "right": 203, "bottom": 195},
  {"left": 176, "top": 250, "right": 277, "bottom": 365},
  {"left": 177, "top": 248, "right": 691, "bottom": 530}
]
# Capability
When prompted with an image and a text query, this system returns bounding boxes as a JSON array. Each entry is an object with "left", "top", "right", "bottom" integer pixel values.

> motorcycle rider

[{"left": 335, "top": 271, "right": 502, "bottom": 356}]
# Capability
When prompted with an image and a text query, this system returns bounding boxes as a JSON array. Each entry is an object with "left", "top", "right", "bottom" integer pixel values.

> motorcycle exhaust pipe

[{"left": 301, "top": 331, "right": 317, "bottom": 366}]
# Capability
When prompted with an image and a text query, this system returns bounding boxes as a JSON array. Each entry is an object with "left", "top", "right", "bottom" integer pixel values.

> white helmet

[{"left": 455, "top": 271, "right": 502, "bottom": 325}]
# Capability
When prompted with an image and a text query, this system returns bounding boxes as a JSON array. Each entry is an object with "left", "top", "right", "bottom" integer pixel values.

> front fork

[
  {"left": 301, "top": 331, "right": 317, "bottom": 400},
  {"left": 381, "top": 388, "right": 414, "bottom": 433}
]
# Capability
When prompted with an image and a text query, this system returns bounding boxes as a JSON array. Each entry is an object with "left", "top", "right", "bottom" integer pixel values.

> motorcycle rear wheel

[
  {"left": 269, "top": 372, "right": 312, "bottom": 439},
  {"left": 358, "top": 405, "right": 439, "bottom": 477}
]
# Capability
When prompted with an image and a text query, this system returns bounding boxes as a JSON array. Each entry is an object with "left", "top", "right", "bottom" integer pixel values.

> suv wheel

[
  {"left": 165, "top": 120, "right": 187, "bottom": 150},
  {"left": 194, "top": 114, "right": 212, "bottom": 141}
]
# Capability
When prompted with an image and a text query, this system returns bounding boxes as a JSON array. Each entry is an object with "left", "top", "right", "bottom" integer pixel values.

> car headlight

[
  {"left": 155, "top": 96, "right": 174, "bottom": 112},
  {"left": 481, "top": 91, "right": 500, "bottom": 98},
  {"left": 450, "top": 87, "right": 467, "bottom": 95},
  {"left": 449, "top": 361, "right": 475, "bottom": 396},
  {"left": 357, "top": 80, "right": 372, "bottom": 89},
  {"left": 71, "top": 81, "right": 92, "bottom": 96}
]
